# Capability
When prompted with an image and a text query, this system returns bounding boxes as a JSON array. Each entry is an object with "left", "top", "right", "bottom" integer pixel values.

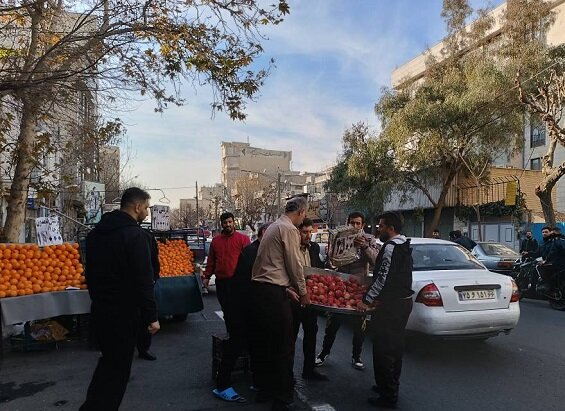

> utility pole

[
  {"left": 277, "top": 171, "right": 281, "bottom": 218},
  {"left": 195, "top": 181, "right": 199, "bottom": 229}
]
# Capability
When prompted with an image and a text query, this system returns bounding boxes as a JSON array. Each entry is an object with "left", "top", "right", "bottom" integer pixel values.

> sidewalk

[{"left": 0, "top": 292, "right": 307, "bottom": 411}]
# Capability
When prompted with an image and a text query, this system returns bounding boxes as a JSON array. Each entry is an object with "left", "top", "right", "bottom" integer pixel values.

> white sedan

[{"left": 406, "top": 238, "right": 520, "bottom": 340}]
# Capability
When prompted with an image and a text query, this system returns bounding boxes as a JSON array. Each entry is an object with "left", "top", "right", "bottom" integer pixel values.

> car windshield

[
  {"left": 411, "top": 244, "right": 484, "bottom": 271},
  {"left": 478, "top": 243, "right": 516, "bottom": 256}
]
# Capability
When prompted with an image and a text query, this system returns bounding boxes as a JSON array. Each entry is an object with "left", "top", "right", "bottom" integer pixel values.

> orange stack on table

[
  {"left": 0, "top": 243, "right": 86, "bottom": 298},
  {"left": 157, "top": 239, "right": 194, "bottom": 277}
]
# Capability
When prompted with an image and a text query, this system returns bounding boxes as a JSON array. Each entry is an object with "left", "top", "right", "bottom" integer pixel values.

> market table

[
  {"left": 154, "top": 275, "right": 203, "bottom": 317},
  {"left": 0, "top": 290, "right": 91, "bottom": 327}
]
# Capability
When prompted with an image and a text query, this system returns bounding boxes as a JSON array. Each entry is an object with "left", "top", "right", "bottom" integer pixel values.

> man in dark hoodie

[
  {"left": 80, "top": 187, "right": 160, "bottom": 411},
  {"left": 357, "top": 212, "right": 413, "bottom": 409}
]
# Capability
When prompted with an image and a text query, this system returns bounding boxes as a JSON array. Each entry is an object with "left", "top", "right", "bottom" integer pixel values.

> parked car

[
  {"left": 471, "top": 242, "right": 520, "bottom": 275},
  {"left": 406, "top": 238, "right": 520, "bottom": 340}
]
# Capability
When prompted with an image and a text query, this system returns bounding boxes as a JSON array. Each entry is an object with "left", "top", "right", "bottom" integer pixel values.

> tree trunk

[
  {"left": 424, "top": 170, "right": 457, "bottom": 237},
  {"left": 536, "top": 187, "right": 557, "bottom": 228},
  {"left": 4, "top": 98, "right": 38, "bottom": 243},
  {"left": 473, "top": 205, "right": 483, "bottom": 241}
]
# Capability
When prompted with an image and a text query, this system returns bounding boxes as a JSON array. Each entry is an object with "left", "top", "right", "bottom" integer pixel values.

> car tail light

[
  {"left": 416, "top": 283, "right": 443, "bottom": 307},
  {"left": 497, "top": 261, "right": 513, "bottom": 268},
  {"left": 510, "top": 279, "right": 520, "bottom": 302}
]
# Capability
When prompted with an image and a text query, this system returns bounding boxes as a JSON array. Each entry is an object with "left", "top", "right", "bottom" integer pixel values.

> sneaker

[
  {"left": 315, "top": 352, "right": 328, "bottom": 367},
  {"left": 352, "top": 357, "right": 365, "bottom": 370}
]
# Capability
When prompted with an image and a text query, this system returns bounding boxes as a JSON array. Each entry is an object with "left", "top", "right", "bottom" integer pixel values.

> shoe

[
  {"left": 314, "top": 352, "right": 328, "bottom": 367},
  {"left": 352, "top": 357, "right": 365, "bottom": 370},
  {"left": 138, "top": 351, "right": 157, "bottom": 361},
  {"left": 272, "top": 401, "right": 301, "bottom": 411},
  {"left": 368, "top": 396, "right": 398, "bottom": 409},
  {"left": 302, "top": 369, "right": 329, "bottom": 381}
]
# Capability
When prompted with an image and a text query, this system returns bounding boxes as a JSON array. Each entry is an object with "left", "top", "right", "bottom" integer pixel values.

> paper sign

[
  {"left": 83, "top": 181, "right": 105, "bottom": 224},
  {"left": 328, "top": 225, "right": 362, "bottom": 267},
  {"left": 35, "top": 217, "right": 63, "bottom": 247},
  {"left": 151, "top": 205, "right": 170, "bottom": 231}
]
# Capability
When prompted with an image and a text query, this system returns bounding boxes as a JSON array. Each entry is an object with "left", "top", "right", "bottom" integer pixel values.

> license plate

[{"left": 458, "top": 289, "right": 496, "bottom": 301}]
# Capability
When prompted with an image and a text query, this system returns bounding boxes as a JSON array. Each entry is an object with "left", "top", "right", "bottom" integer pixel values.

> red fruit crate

[{"left": 304, "top": 267, "right": 371, "bottom": 315}]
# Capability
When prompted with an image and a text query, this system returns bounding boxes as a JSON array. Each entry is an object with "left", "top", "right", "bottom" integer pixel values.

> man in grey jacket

[{"left": 316, "top": 211, "right": 380, "bottom": 370}]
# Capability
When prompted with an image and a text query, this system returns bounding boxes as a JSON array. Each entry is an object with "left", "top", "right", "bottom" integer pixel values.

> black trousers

[
  {"left": 368, "top": 298, "right": 413, "bottom": 402},
  {"left": 136, "top": 326, "right": 151, "bottom": 354},
  {"left": 80, "top": 310, "right": 138, "bottom": 411},
  {"left": 321, "top": 313, "right": 365, "bottom": 358},
  {"left": 291, "top": 303, "right": 318, "bottom": 374},
  {"left": 215, "top": 279, "right": 250, "bottom": 390},
  {"left": 249, "top": 282, "right": 295, "bottom": 405}
]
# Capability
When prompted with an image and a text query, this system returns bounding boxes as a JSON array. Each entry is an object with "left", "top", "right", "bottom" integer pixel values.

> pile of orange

[
  {"left": 0, "top": 243, "right": 86, "bottom": 298},
  {"left": 157, "top": 239, "right": 194, "bottom": 277}
]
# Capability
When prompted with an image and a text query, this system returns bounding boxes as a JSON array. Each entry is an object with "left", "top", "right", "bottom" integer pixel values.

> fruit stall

[
  {"left": 0, "top": 243, "right": 90, "bottom": 351},
  {"left": 153, "top": 237, "right": 204, "bottom": 320}
]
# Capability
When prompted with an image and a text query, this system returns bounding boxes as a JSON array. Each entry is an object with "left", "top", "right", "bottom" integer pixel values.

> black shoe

[
  {"left": 138, "top": 350, "right": 157, "bottom": 361},
  {"left": 314, "top": 351, "right": 329, "bottom": 367},
  {"left": 368, "top": 396, "right": 398, "bottom": 409},
  {"left": 302, "top": 369, "right": 329, "bottom": 381},
  {"left": 255, "top": 391, "right": 273, "bottom": 403}
]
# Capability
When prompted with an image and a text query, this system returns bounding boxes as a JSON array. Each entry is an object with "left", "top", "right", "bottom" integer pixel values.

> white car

[
  {"left": 311, "top": 231, "right": 330, "bottom": 261},
  {"left": 406, "top": 238, "right": 520, "bottom": 340}
]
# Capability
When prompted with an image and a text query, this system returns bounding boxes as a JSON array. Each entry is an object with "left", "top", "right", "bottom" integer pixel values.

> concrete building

[
  {"left": 391, "top": 0, "right": 565, "bottom": 217},
  {"left": 221, "top": 141, "right": 291, "bottom": 192}
]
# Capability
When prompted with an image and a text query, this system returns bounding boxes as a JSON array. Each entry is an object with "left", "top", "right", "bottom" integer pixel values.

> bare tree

[{"left": 0, "top": 0, "right": 290, "bottom": 242}]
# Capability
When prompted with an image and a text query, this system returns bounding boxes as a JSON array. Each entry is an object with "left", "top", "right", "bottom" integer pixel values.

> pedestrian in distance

[
  {"left": 80, "top": 187, "right": 160, "bottom": 411},
  {"left": 292, "top": 218, "right": 328, "bottom": 381},
  {"left": 357, "top": 212, "right": 414, "bottom": 410},
  {"left": 316, "top": 211, "right": 380, "bottom": 371},
  {"left": 249, "top": 196, "right": 310, "bottom": 411},
  {"left": 212, "top": 222, "right": 270, "bottom": 403},
  {"left": 431, "top": 229, "right": 440, "bottom": 239},
  {"left": 520, "top": 230, "right": 539, "bottom": 261},
  {"left": 450, "top": 230, "right": 476, "bottom": 251},
  {"left": 202, "top": 212, "right": 251, "bottom": 402}
]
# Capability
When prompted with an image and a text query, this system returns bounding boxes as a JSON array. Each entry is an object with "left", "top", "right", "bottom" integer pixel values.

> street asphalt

[{"left": 1, "top": 291, "right": 564, "bottom": 411}]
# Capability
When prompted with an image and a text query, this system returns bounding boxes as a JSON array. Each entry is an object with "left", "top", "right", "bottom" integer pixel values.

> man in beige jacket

[{"left": 249, "top": 196, "right": 310, "bottom": 411}]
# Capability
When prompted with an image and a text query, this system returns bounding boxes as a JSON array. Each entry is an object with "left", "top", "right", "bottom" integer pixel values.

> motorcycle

[{"left": 512, "top": 257, "right": 565, "bottom": 310}]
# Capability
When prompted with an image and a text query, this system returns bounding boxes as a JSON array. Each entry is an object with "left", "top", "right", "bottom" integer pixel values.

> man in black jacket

[
  {"left": 357, "top": 212, "right": 413, "bottom": 409},
  {"left": 80, "top": 187, "right": 160, "bottom": 411},
  {"left": 213, "top": 223, "right": 270, "bottom": 402},
  {"left": 292, "top": 218, "right": 328, "bottom": 381},
  {"left": 520, "top": 230, "right": 539, "bottom": 257},
  {"left": 136, "top": 230, "right": 160, "bottom": 360}
]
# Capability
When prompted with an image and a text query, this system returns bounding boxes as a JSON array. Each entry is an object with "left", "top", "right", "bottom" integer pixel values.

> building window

[
  {"left": 531, "top": 157, "right": 542, "bottom": 170},
  {"left": 530, "top": 116, "right": 546, "bottom": 148}
]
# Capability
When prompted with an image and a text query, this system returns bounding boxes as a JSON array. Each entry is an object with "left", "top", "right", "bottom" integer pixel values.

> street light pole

[{"left": 277, "top": 171, "right": 281, "bottom": 218}]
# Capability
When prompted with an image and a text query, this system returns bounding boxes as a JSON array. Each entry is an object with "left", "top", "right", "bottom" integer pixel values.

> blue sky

[{"left": 119, "top": 0, "right": 501, "bottom": 208}]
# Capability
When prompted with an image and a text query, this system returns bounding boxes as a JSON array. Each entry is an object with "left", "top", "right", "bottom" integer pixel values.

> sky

[{"left": 118, "top": 0, "right": 501, "bottom": 208}]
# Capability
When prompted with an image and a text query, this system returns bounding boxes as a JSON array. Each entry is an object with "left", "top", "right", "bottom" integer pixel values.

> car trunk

[{"left": 416, "top": 269, "right": 513, "bottom": 312}]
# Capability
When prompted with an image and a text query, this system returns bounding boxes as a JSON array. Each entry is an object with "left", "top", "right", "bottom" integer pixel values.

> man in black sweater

[
  {"left": 213, "top": 223, "right": 270, "bottom": 402},
  {"left": 357, "top": 212, "right": 413, "bottom": 409},
  {"left": 80, "top": 187, "right": 160, "bottom": 411}
]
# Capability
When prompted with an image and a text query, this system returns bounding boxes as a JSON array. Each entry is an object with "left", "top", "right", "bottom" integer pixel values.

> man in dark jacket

[
  {"left": 451, "top": 230, "right": 477, "bottom": 251},
  {"left": 80, "top": 187, "right": 160, "bottom": 411},
  {"left": 357, "top": 212, "right": 413, "bottom": 409},
  {"left": 136, "top": 230, "right": 160, "bottom": 360},
  {"left": 292, "top": 218, "right": 328, "bottom": 381},
  {"left": 520, "top": 230, "right": 539, "bottom": 257},
  {"left": 213, "top": 223, "right": 269, "bottom": 402}
]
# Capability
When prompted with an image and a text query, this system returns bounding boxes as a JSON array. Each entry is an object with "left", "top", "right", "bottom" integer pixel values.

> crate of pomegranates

[{"left": 304, "top": 267, "right": 371, "bottom": 315}]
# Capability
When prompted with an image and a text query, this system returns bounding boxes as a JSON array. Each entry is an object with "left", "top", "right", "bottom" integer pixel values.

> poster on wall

[
  {"left": 35, "top": 216, "right": 63, "bottom": 247},
  {"left": 83, "top": 181, "right": 105, "bottom": 224},
  {"left": 151, "top": 205, "right": 171, "bottom": 231}
]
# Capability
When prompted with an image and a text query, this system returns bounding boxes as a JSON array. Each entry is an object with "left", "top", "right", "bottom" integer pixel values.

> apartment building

[{"left": 385, "top": 0, "right": 565, "bottom": 245}]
